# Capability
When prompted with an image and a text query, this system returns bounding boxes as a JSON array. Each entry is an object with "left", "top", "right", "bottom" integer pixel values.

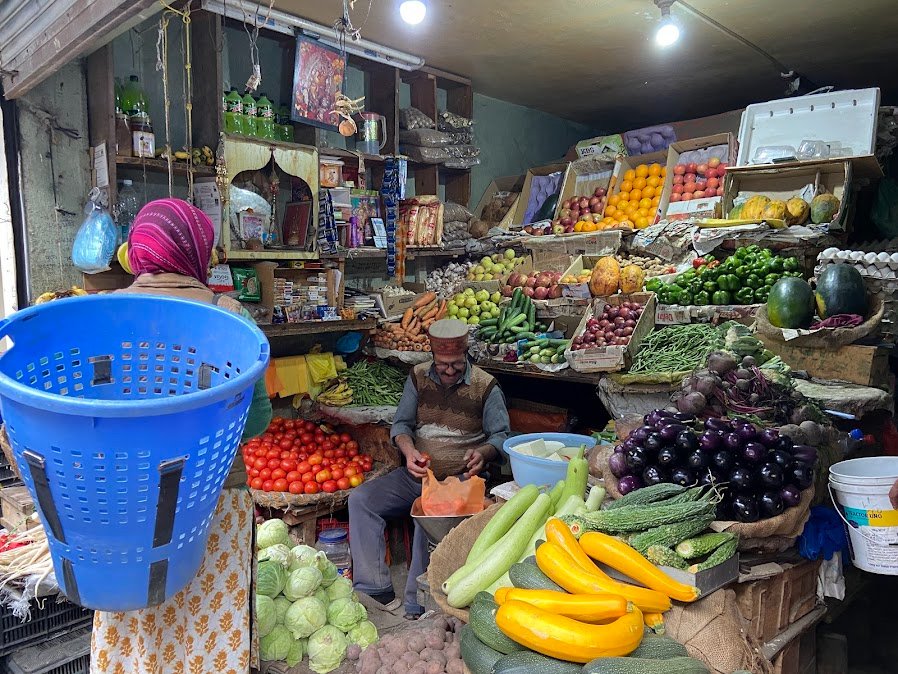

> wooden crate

[
  {"left": 735, "top": 559, "right": 822, "bottom": 643},
  {"left": 771, "top": 630, "right": 817, "bottom": 674},
  {"left": 0, "top": 486, "right": 35, "bottom": 531},
  {"left": 760, "top": 340, "right": 890, "bottom": 389}
]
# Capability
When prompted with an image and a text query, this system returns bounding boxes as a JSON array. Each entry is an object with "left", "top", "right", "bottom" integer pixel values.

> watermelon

[
  {"left": 536, "top": 193, "right": 559, "bottom": 221},
  {"left": 767, "top": 278, "right": 815, "bottom": 329},
  {"left": 815, "top": 264, "right": 867, "bottom": 319}
]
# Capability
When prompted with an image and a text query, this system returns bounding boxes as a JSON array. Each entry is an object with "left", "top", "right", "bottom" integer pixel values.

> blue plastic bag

[{"left": 72, "top": 189, "right": 117, "bottom": 274}]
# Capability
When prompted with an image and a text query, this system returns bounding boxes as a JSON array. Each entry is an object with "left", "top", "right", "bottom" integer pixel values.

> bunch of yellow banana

[
  {"left": 155, "top": 146, "right": 216, "bottom": 166},
  {"left": 34, "top": 287, "right": 88, "bottom": 305},
  {"left": 318, "top": 381, "right": 353, "bottom": 407}
]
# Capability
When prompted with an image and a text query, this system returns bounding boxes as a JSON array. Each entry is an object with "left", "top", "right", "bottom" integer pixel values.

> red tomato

[
  {"left": 288, "top": 451, "right": 299, "bottom": 461},
  {"left": 259, "top": 468, "right": 272, "bottom": 480},
  {"left": 285, "top": 471, "right": 301, "bottom": 483},
  {"left": 321, "top": 459, "right": 331, "bottom": 468},
  {"left": 248, "top": 468, "right": 260, "bottom": 478},
  {"left": 271, "top": 468, "right": 287, "bottom": 480},
  {"left": 297, "top": 461, "right": 311, "bottom": 474},
  {"left": 315, "top": 469, "right": 331, "bottom": 483},
  {"left": 323, "top": 450, "right": 335, "bottom": 459},
  {"left": 349, "top": 474, "right": 364, "bottom": 487},
  {"left": 279, "top": 438, "right": 292, "bottom": 450},
  {"left": 284, "top": 419, "right": 296, "bottom": 429},
  {"left": 336, "top": 477, "right": 351, "bottom": 491},
  {"left": 321, "top": 441, "right": 335, "bottom": 453},
  {"left": 301, "top": 471, "right": 315, "bottom": 483},
  {"left": 300, "top": 432, "right": 314, "bottom": 444},
  {"left": 288, "top": 481, "right": 303, "bottom": 494},
  {"left": 344, "top": 466, "right": 358, "bottom": 478},
  {"left": 303, "top": 481, "right": 319, "bottom": 494},
  {"left": 273, "top": 478, "right": 288, "bottom": 492},
  {"left": 346, "top": 441, "right": 359, "bottom": 453},
  {"left": 262, "top": 479, "right": 274, "bottom": 491},
  {"left": 335, "top": 449, "right": 347, "bottom": 459},
  {"left": 330, "top": 468, "right": 344, "bottom": 481},
  {"left": 340, "top": 432, "right": 353, "bottom": 444},
  {"left": 253, "top": 457, "right": 267, "bottom": 470},
  {"left": 297, "top": 453, "right": 308, "bottom": 462},
  {"left": 261, "top": 433, "right": 274, "bottom": 442},
  {"left": 308, "top": 454, "right": 323, "bottom": 466},
  {"left": 280, "top": 459, "right": 295, "bottom": 472},
  {"left": 321, "top": 480, "right": 338, "bottom": 494},
  {"left": 301, "top": 421, "right": 313, "bottom": 432},
  {"left": 284, "top": 431, "right": 296, "bottom": 441},
  {"left": 250, "top": 477, "right": 264, "bottom": 489},
  {"left": 267, "top": 458, "right": 280, "bottom": 470},
  {"left": 266, "top": 449, "right": 279, "bottom": 459}
]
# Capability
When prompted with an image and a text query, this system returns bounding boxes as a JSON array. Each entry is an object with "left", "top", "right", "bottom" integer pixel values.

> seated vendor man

[{"left": 349, "top": 318, "right": 510, "bottom": 619}]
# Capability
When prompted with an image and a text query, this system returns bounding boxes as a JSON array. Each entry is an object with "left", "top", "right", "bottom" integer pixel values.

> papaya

[
  {"left": 785, "top": 197, "right": 810, "bottom": 226},
  {"left": 815, "top": 264, "right": 867, "bottom": 319},
  {"left": 728, "top": 204, "right": 744, "bottom": 220},
  {"left": 762, "top": 200, "right": 787, "bottom": 221},
  {"left": 767, "top": 278, "right": 815, "bottom": 329},
  {"left": 619, "top": 264, "right": 645, "bottom": 294},
  {"left": 589, "top": 256, "right": 621, "bottom": 297},
  {"left": 741, "top": 195, "right": 770, "bottom": 220},
  {"left": 810, "top": 194, "right": 841, "bottom": 224}
]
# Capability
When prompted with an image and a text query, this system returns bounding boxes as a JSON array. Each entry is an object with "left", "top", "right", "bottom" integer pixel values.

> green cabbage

[
  {"left": 286, "top": 638, "right": 306, "bottom": 667},
  {"left": 316, "top": 556, "right": 338, "bottom": 587},
  {"left": 325, "top": 576, "right": 354, "bottom": 602},
  {"left": 285, "top": 596, "right": 327, "bottom": 639},
  {"left": 284, "top": 565, "right": 322, "bottom": 601},
  {"left": 307, "top": 625, "right": 348, "bottom": 673},
  {"left": 257, "top": 518, "right": 289, "bottom": 550},
  {"left": 256, "top": 595, "right": 277, "bottom": 638},
  {"left": 259, "top": 624, "right": 293, "bottom": 662},
  {"left": 258, "top": 543, "right": 293, "bottom": 567},
  {"left": 257, "top": 560, "right": 287, "bottom": 598},
  {"left": 346, "top": 620, "right": 378, "bottom": 648},
  {"left": 313, "top": 588, "right": 329, "bottom": 607},
  {"left": 289, "top": 544, "right": 320, "bottom": 571},
  {"left": 326, "top": 597, "right": 366, "bottom": 632},
  {"left": 273, "top": 596, "right": 291, "bottom": 625}
]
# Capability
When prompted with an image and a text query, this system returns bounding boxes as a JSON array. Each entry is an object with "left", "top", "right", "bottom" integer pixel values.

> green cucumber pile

[{"left": 478, "top": 288, "right": 547, "bottom": 344}]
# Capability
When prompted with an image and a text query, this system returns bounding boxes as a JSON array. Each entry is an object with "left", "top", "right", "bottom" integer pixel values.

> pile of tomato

[{"left": 242, "top": 417, "right": 374, "bottom": 494}]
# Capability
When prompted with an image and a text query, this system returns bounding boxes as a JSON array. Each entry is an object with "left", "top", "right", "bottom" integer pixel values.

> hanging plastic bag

[
  {"left": 421, "top": 469, "right": 485, "bottom": 516},
  {"left": 72, "top": 188, "right": 117, "bottom": 274}
]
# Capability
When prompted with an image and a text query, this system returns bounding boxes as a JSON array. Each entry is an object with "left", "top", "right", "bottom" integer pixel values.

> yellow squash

[
  {"left": 496, "top": 600, "right": 644, "bottom": 663},
  {"left": 544, "top": 518, "right": 609, "bottom": 577},
  {"left": 535, "top": 541, "right": 672, "bottom": 613},
  {"left": 495, "top": 588, "right": 631, "bottom": 623},
  {"left": 579, "top": 532, "right": 700, "bottom": 603},
  {"left": 643, "top": 612, "right": 666, "bottom": 633}
]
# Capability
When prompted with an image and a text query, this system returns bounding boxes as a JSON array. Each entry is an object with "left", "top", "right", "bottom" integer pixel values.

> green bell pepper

[
  {"left": 753, "top": 287, "right": 769, "bottom": 303},
  {"left": 693, "top": 291, "right": 711, "bottom": 306},
  {"left": 783, "top": 256, "right": 800, "bottom": 272},
  {"left": 718, "top": 274, "right": 740, "bottom": 292},
  {"left": 712, "top": 290, "right": 732, "bottom": 305},
  {"left": 764, "top": 273, "right": 781, "bottom": 286},
  {"left": 768, "top": 257, "right": 785, "bottom": 272},
  {"left": 746, "top": 274, "right": 763, "bottom": 289},
  {"left": 646, "top": 278, "right": 663, "bottom": 292},
  {"left": 735, "top": 287, "right": 756, "bottom": 304},
  {"left": 703, "top": 280, "right": 718, "bottom": 293},
  {"left": 678, "top": 291, "right": 694, "bottom": 306}
]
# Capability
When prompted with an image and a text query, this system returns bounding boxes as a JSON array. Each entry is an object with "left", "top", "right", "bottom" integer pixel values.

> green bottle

[
  {"left": 120, "top": 75, "right": 146, "bottom": 116},
  {"left": 241, "top": 92, "right": 257, "bottom": 136},
  {"left": 256, "top": 93, "right": 274, "bottom": 139},
  {"left": 225, "top": 88, "right": 244, "bottom": 135},
  {"left": 277, "top": 105, "right": 293, "bottom": 142}
]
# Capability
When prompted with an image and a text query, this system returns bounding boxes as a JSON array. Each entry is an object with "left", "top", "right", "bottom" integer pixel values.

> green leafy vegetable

[
  {"left": 273, "top": 596, "right": 291, "bottom": 625},
  {"left": 325, "top": 576, "right": 354, "bottom": 602},
  {"left": 259, "top": 624, "right": 293, "bottom": 662},
  {"left": 285, "top": 596, "right": 327, "bottom": 639},
  {"left": 316, "top": 556, "right": 339, "bottom": 587},
  {"left": 286, "top": 638, "right": 306, "bottom": 667},
  {"left": 289, "top": 544, "right": 321, "bottom": 571},
  {"left": 284, "top": 566, "right": 323, "bottom": 601},
  {"left": 256, "top": 595, "right": 277, "bottom": 638},
  {"left": 257, "top": 560, "right": 287, "bottom": 598},
  {"left": 258, "top": 543, "right": 293, "bottom": 567},
  {"left": 257, "top": 519, "right": 289, "bottom": 550},
  {"left": 307, "top": 625, "right": 348, "bottom": 673},
  {"left": 326, "top": 597, "right": 366, "bottom": 632},
  {"left": 346, "top": 620, "right": 378, "bottom": 648}
]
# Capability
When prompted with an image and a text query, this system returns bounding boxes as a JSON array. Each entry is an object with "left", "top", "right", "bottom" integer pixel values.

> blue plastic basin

[{"left": 503, "top": 433, "right": 597, "bottom": 488}]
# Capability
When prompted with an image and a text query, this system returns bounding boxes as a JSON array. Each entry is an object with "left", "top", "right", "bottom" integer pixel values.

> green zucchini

[
  {"left": 548, "top": 480, "right": 566, "bottom": 509},
  {"left": 582, "top": 656, "right": 710, "bottom": 674},
  {"left": 564, "top": 499, "right": 718, "bottom": 535},
  {"left": 645, "top": 545, "right": 688, "bottom": 570},
  {"left": 468, "top": 597, "right": 523, "bottom": 654},
  {"left": 459, "top": 625, "right": 502, "bottom": 674},
  {"left": 675, "top": 532, "right": 736, "bottom": 560},
  {"left": 605, "top": 483, "right": 686, "bottom": 510},
  {"left": 465, "top": 484, "right": 539, "bottom": 565},
  {"left": 628, "top": 517, "right": 714, "bottom": 554},
  {"left": 492, "top": 650, "right": 582, "bottom": 674},
  {"left": 479, "top": 318, "right": 498, "bottom": 327},
  {"left": 689, "top": 536, "right": 738, "bottom": 573},
  {"left": 629, "top": 634, "right": 690, "bottom": 659},
  {"left": 558, "top": 445, "right": 588, "bottom": 504},
  {"left": 508, "top": 562, "right": 563, "bottom": 591}
]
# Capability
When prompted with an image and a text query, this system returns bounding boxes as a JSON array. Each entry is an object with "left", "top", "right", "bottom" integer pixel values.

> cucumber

[
  {"left": 493, "top": 650, "right": 582, "bottom": 674},
  {"left": 508, "top": 562, "right": 563, "bottom": 591},
  {"left": 582, "top": 656, "right": 710, "bottom": 674},
  {"left": 516, "top": 331, "right": 537, "bottom": 341},
  {"left": 689, "top": 536, "right": 738, "bottom": 573},
  {"left": 605, "top": 483, "right": 686, "bottom": 510},
  {"left": 675, "top": 532, "right": 736, "bottom": 560},
  {"left": 469, "top": 597, "right": 523, "bottom": 654},
  {"left": 479, "top": 318, "right": 498, "bottom": 327},
  {"left": 629, "top": 634, "right": 690, "bottom": 659},
  {"left": 628, "top": 517, "right": 714, "bottom": 554},
  {"left": 548, "top": 480, "right": 566, "bottom": 509},
  {"left": 466, "top": 484, "right": 539, "bottom": 565},
  {"left": 459, "top": 625, "right": 502, "bottom": 674}
]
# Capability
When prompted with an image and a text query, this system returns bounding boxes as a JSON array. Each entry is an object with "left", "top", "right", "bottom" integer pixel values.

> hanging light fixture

[
  {"left": 399, "top": 0, "right": 427, "bottom": 25},
  {"left": 654, "top": 0, "right": 680, "bottom": 47}
]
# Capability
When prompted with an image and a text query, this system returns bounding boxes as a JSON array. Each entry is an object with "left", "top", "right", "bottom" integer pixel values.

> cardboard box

[
  {"left": 516, "top": 162, "right": 570, "bottom": 225},
  {"left": 464, "top": 255, "right": 534, "bottom": 294},
  {"left": 82, "top": 268, "right": 132, "bottom": 293},
  {"left": 606, "top": 150, "right": 669, "bottom": 227},
  {"left": 554, "top": 157, "right": 616, "bottom": 222},
  {"left": 658, "top": 133, "right": 735, "bottom": 222},
  {"left": 372, "top": 282, "right": 427, "bottom": 320},
  {"left": 575, "top": 133, "right": 626, "bottom": 160},
  {"left": 526, "top": 229, "right": 622, "bottom": 258},
  {"left": 723, "top": 160, "right": 852, "bottom": 230},
  {"left": 655, "top": 303, "right": 761, "bottom": 326},
  {"left": 760, "top": 341, "right": 890, "bottom": 388},
  {"left": 474, "top": 175, "right": 525, "bottom": 230},
  {"left": 560, "top": 254, "right": 599, "bottom": 299},
  {"left": 565, "top": 292, "right": 656, "bottom": 373},
  {"left": 736, "top": 559, "right": 822, "bottom": 643}
]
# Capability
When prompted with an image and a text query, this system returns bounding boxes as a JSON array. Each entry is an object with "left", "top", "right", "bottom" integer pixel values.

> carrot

[
  {"left": 436, "top": 300, "right": 447, "bottom": 319},
  {"left": 422, "top": 319, "right": 434, "bottom": 330},
  {"left": 415, "top": 300, "right": 437, "bottom": 319},
  {"left": 413, "top": 291, "right": 437, "bottom": 309},
  {"left": 401, "top": 308, "right": 414, "bottom": 329},
  {"left": 423, "top": 344, "right": 431, "bottom": 352},
  {"left": 408, "top": 318, "right": 421, "bottom": 336},
  {"left": 413, "top": 344, "right": 423, "bottom": 351}
]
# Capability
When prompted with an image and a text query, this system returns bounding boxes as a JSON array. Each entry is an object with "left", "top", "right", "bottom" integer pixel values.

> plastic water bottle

[
  {"left": 116, "top": 180, "right": 140, "bottom": 244},
  {"left": 256, "top": 93, "right": 275, "bottom": 140}
]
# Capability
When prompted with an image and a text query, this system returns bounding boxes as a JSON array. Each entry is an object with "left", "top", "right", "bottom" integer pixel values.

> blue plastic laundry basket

[{"left": 0, "top": 295, "right": 270, "bottom": 611}]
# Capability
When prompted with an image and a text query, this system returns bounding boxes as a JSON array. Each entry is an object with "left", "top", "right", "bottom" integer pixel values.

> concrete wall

[{"left": 17, "top": 62, "right": 90, "bottom": 300}]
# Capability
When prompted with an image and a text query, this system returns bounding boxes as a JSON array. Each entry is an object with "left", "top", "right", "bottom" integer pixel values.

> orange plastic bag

[{"left": 421, "top": 469, "right": 486, "bottom": 516}]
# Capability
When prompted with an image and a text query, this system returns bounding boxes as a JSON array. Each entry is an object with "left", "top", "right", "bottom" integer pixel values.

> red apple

[
  {"left": 533, "top": 287, "right": 549, "bottom": 300},
  {"left": 694, "top": 190, "right": 706, "bottom": 199},
  {"left": 553, "top": 224, "right": 565, "bottom": 235},
  {"left": 561, "top": 216, "right": 573, "bottom": 227},
  {"left": 561, "top": 199, "right": 572, "bottom": 210},
  {"left": 524, "top": 276, "right": 537, "bottom": 288},
  {"left": 686, "top": 163, "right": 698, "bottom": 174},
  {"left": 673, "top": 164, "right": 687, "bottom": 175},
  {"left": 570, "top": 208, "right": 580, "bottom": 219},
  {"left": 592, "top": 213, "right": 603, "bottom": 224},
  {"left": 522, "top": 287, "right": 535, "bottom": 297},
  {"left": 501, "top": 284, "right": 513, "bottom": 296},
  {"left": 684, "top": 181, "right": 698, "bottom": 193},
  {"left": 549, "top": 284, "right": 563, "bottom": 299},
  {"left": 578, "top": 197, "right": 590, "bottom": 210},
  {"left": 708, "top": 157, "right": 721, "bottom": 169},
  {"left": 716, "top": 186, "right": 724, "bottom": 196},
  {"left": 594, "top": 186, "right": 607, "bottom": 198},
  {"left": 684, "top": 173, "right": 697, "bottom": 183},
  {"left": 560, "top": 208, "right": 572, "bottom": 219},
  {"left": 673, "top": 175, "right": 684, "bottom": 185},
  {"left": 670, "top": 193, "right": 682, "bottom": 202},
  {"left": 681, "top": 192, "right": 694, "bottom": 201},
  {"left": 697, "top": 163, "right": 708, "bottom": 176},
  {"left": 705, "top": 168, "right": 718, "bottom": 179},
  {"left": 564, "top": 225, "right": 575, "bottom": 233},
  {"left": 706, "top": 177, "right": 720, "bottom": 190},
  {"left": 672, "top": 184, "right": 684, "bottom": 194},
  {"left": 589, "top": 196, "right": 601, "bottom": 210}
]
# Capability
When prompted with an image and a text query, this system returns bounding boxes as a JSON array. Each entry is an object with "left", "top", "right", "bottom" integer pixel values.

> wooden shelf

[
  {"left": 226, "top": 249, "right": 319, "bottom": 261},
  {"left": 116, "top": 156, "right": 216, "bottom": 176},
  {"left": 260, "top": 318, "right": 376, "bottom": 338},
  {"left": 322, "top": 246, "right": 466, "bottom": 261},
  {"left": 321, "top": 147, "right": 387, "bottom": 164},
  {"left": 478, "top": 361, "right": 603, "bottom": 385}
]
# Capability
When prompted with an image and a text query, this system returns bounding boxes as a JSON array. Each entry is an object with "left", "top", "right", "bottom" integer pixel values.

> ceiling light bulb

[
  {"left": 400, "top": 0, "right": 427, "bottom": 25},
  {"left": 655, "top": 19, "right": 680, "bottom": 46}
]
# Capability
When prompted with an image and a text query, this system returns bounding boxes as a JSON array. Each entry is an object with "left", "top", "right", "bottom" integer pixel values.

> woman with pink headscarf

[{"left": 90, "top": 199, "right": 271, "bottom": 674}]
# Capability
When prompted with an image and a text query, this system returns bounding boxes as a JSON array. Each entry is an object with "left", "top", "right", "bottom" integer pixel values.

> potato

[
  {"left": 391, "top": 660, "right": 410, "bottom": 673},
  {"left": 424, "top": 662, "right": 443, "bottom": 674},
  {"left": 408, "top": 664, "right": 427, "bottom": 674},
  {"left": 419, "top": 648, "right": 446, "bottom": 668},
  {"left": 424, "top": 631, "right": 445, "bottom": 650},
  {"left": 401, "top": 652, "right": 421, "bottom": 666},
  {"left": 347, "top": 644, "right": 362, "bottom": 661},
  {"left": 387, "top": 639, "right": 407, "bottom": 656},
  {"left": 444, "top": 642, "right": 460, "bottom": 660},
  {"left": 446, "top": 659, "right": 465, "bottom": 674},
  {"left": 406, "top": 634, "right": 426, "bottom": 654}
]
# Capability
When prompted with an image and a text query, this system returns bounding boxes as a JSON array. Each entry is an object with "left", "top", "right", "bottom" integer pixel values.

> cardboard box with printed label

[
  {"left": 474, "top": 175, "right": 525, "bottom": 230},
  {"left": 565, "top": 292, "right": 656, "bottom": 373},
  {"left": 372, "top": 282, "right": 427, "bottom": 320},
  {"left": 575, "top": 134, "right": 627, "bottom": 160},
  {"left": 657, "top": 133, "right": 735, "bottom": 222}
]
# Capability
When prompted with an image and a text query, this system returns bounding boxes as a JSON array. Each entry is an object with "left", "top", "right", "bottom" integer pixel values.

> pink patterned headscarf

[{"left": 127, "top": 198, "right": 214, "bottom": 282}]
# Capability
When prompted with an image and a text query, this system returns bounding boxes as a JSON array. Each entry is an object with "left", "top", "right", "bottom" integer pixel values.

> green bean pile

[
  {"left": 629, "top": 324, "right": 722, "bottom": 374},
  {"left": 343, "top": 360, "right": 407, "bottom": 406}
]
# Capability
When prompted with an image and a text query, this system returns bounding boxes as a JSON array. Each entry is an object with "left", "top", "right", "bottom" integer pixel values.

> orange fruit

[
  {"left": 608, "top": 195, "right": 621, "bottom": 207},
  {"left": 648, "top": 163, "right": 662, "bottom": 177},
  {"left": 623, "top": 169, "right": 636, "bottom": 182},
  {"left": 642, "top": 186, "right": 656, "bottom": 199},
  {"left": 635, "top": 164, "right": 649, "bottom": 178},
  {"left": 647, "top": 175, "right": 661, "bottom": 188},
  {"left": 633, "top": 177, "right": 647, "bottom": 190},
  {"left": 620, "top": 180, "right": 633, "bottom": 193},
  {"left": 603, "top": 217, "right": 615, "bottom": 226},
  {"left": 604, "top": 205, "right": 617, "bottom": 217},
  {"left": 636, "top": 216, "right": 650, "bottom": 229},
  {"left": 628, "top": 199, "right": 640, "bottom": 210},
  {"left": 661, "top": 166, "right": 667, "bottom": 176},
  {"left": 584, "top": 221, "right": 597, "bottom": 232},
  {"left": 639, "top": 198, "right": 652, "bottom": 209},
  {"left": 651, "top": 196, "right": 661, "bottom": 207},
  {"left": 629, "top": 189, "right": 643, "bottom": 202},
  {"left": 637, "top": 206, "right": 650, "bottom": 216},
  {"left": 619, "top": 219, "right": 635, "bottom": 230},
  {"left": 574, "top": 221, "right": 584, "bottom": 232}
]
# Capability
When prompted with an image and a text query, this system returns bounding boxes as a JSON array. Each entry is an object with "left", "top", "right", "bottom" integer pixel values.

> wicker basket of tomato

[{"left": 244, "top": 417, "right": 383, "bottom": 509}]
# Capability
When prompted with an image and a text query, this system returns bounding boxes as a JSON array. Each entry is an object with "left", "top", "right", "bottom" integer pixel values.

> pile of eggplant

[{"left": 608, "top": 409, "right": 818, "bottom": 523}]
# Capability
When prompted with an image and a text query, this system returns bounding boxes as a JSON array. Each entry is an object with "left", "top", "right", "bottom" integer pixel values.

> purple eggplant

[
  {"left": 774, "top": 436, "right": 794, "bottom": 453},
  {"left": 608, "top": 452, "right": 630, "bottom": 478},
  {"left": 742, "top": 442, "right": 767, "bottom": 464},
  {"left": 675, "top": 431, "right": 699, "bottom": 452},
  {"left": 659, "top": 423, "right": 686, "bottom": 442},
  {"left": 670, "top": 467, "right": 695, "bottom": 487},
  {"left": 769, "top": 449, "right": 793, "bottom": 468},
  {"left": 687, "top": 449, "right": 710, "bottom": 470},
  {"left": 671, "top": 412, "right": 695, "bottom": 423},
  {"left": 736, "top": 423, "right": 758, "bottom": 442},
  {"left": 626, "top": 446, "right": 649, "bottom": 472},
  {"left": 642, "top": 465, "right": 669, "bottom": 486},
  {"left": 759, "top": 491, "right": 785, "bottom": 518},
  {"left": 618, "top": 475, "right": 643, "bottom": 495},
  {"left": 759, "top": 428, "right": 781, "bottom": 448},
  {"left": 791, "top": 445, "right": 819, "bottom": 465},
  {"left": 758, "top": 461, "right": 784, "bottom": 489},
  {"left": 705, "top": 417, "right": 730, "bottom": 433},
  {"left": 644, "top": 433, "right": 664, "bottom": 452},
  {"left": 657, "top": 446, "right": 679, "bottom": 467},
  {"left": 699, "top": 431, "right": 723, "bottom": 452},
  {"left": 780, "top": 484, "right": 802, "bottom": 508},
  {"left": 733, "top": 494, "right": 760, "bottom": 523},
  {"left": 712, "top": 450, "right": 735, "bottom": 472},
  {"left": 729, "top": 466, "right": 755, "bottom": 492},
  {"left": 632, "top": 426, "right": 653, "bottom": 443},
  {"left": 789, "top": 462, "right": 814, "bottom": 490},
  {"left": 724, "top": 432, "right": 743, "bottom": 451}
]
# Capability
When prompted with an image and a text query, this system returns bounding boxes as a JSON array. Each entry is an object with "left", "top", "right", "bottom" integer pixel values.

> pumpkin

[
  {"left": 810, "top": 193, "right": 841, "bottom": 224},
  {"left": 588, "top": 256, "right": 620, "bottom": 297},
  {"left": 619, "top": 264, "right": 645, "bottom": 294},
  {"left": 762, "top": 200, "right": 787, "bottom": 221},
  {"left": 741, "top": 195, "right": 770, "bottom": 220},
  {"left": 785, "top": 197, "right": 810, "bottom": 225}
]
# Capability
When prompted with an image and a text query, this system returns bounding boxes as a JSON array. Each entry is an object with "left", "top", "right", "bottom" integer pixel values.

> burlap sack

[
  {"left": 755, "top": 294, "right": 883, "bottom": 348},
  {"left": 711, "top": 485, "right": 813, "bottom": 551},
  {"left": 666, "top": 588, "right": 772, "bottom": 674},
  {"left": 427, "top": 503, "right": 500, "bottom": 622}
]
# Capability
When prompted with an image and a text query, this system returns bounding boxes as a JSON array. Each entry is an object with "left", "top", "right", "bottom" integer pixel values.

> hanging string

[
  {"left": 237, "top": 0, "right": 275, "bottom": 92},
  {"left": 155, "top": 15, "right": 174, "bottom": 196}
]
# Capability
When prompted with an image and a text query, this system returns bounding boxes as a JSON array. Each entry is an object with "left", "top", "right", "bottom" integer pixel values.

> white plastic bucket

[{"left": 829, "top": 457, "right": 898, "bottom": 575}]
